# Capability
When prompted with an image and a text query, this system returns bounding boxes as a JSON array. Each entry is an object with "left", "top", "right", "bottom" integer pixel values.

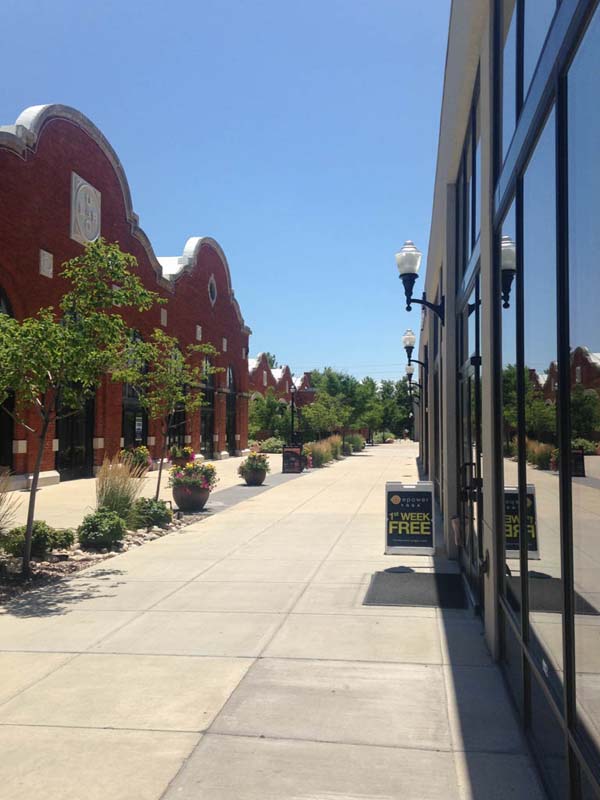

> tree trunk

[
  {"left": 155, "top": 419, "right": 169, "bottom": 501},
  {"left": 22, "top": 415, "right": 50, "bottom": 577}
]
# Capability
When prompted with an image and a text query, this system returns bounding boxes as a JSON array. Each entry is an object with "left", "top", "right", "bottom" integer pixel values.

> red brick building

[
  {"left": 248, "top": 354, "right": 278, "bottom": 398},
  {"left": 0, "top": 104, "right": 251, "bottom": 487}
]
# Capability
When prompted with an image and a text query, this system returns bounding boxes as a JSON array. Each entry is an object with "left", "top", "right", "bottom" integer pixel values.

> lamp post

[
  {"left": 395, "top": 241, "right": 445, "bottom": 325},
  {"left": 500, "top": 235, "right": 517, "bottom": 309},
  {"left": 290, "top": 384, "right": 297, "bottom": 445}
]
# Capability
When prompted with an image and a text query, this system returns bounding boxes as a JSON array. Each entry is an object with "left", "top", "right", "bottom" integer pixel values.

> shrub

[
  {"left": 238, "top": 452, "right": 270, "bottom": 478},
  {"left": 127, "top": 497, "right": 173, "bottom": 530},
  {"left": 169, "top": 461, "right": 218, "bottom": 490},
  {"left": 1, "top": 520, "right": 74, "bottom": 559},
  {"left": 346, "top": 433, "right": 365, "bottom": 452},
  {"left": 119, "top": 445, "right": 151, "bottom": 471},
  {"left": 96, "top": 454, "right": 146, "bottom": 519},
  {"left": 571, "top": 438, "right": 597, "bottom": 455},
  {"left": 374, "top": 432, "right": 385, "bottom": 444},
  {"left": 329, "top": 435, "right": 342, "bottom": 460},
  {"left": 259, "top": 437, "right": 284, "bottom": 454},
  {"left": 342, "top": 441, "right": 353, "bottom": 456},
  {"left": 526, "top": 439, "right": 553, "bottom": 470},
  {"left": 0, "top": 470, "right": 19, "bottom": 535},
  {"left": 310, "top": 441, "right": 333, "bottom": 467},
  {"left": 78, "top": 508, "right": 126, "bottom": 550},
  {"left": 169, "top": 445, "right": 194, "bottom": 461}
]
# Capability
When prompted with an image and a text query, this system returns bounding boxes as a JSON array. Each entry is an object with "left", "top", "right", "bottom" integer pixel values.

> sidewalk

[
  {"left": 0, "top": 442, "right": 545, "bottom": 800},
  {"left": 8, "top": 453, "right": 282, "bottom": 530}
]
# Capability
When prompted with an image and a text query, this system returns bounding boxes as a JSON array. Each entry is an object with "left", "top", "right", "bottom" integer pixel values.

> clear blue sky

[{"left": 2, "top": 0, "right": 450, "bottom": 381}]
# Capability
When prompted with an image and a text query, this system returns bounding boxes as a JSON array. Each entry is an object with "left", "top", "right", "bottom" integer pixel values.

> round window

[{"left": 208, "top": 275, "right": 217, "bottom": 306}]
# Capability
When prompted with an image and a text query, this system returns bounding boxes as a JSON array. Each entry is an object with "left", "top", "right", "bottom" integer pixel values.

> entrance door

[
  {"left": 200, "top": 389, "right": 214, "bottom": 459},
  {"left": 55, "top": 399, "right": 95, "bottom": 481},
  {"left": 458, "top": 362, "right": 483, "bottom": 607},
  {"left": 226, "top": 368, "right": 236, "bottom": 455},
  {"left": 0, "top": 394, "right": 14, "bottom": 471}
]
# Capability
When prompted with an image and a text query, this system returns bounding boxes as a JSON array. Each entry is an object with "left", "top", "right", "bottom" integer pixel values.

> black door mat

[
  {"left": 363, "top": 571, "right": 468, "bottom": 609},
  {"left": 506, "top": 576, "right": 599, "bottom": 616}
]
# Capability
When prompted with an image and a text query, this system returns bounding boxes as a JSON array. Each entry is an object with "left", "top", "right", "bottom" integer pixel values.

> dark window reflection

[
  {"left": 501, "top": 0, "right": 517, "bottom": 162},
  {"left": 523, "top": 108, "right": 563, "bottom": 691},
  {"left": 523, "top": 0, "right": 556, "bottom": 96},
  {"left": 568, "top": 3, "right": 600, "bottom": 754},
  {"left": 501, "top": 201, "right": 519, "bottom": 616}
]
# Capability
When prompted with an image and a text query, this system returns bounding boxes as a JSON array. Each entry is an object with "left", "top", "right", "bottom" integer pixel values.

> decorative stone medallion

[
  {"left": 208, "top": 274, "right": 218, "bottom": 306},
  {"left": 71, "top": 172, "right": 101, "bottom": 245}
]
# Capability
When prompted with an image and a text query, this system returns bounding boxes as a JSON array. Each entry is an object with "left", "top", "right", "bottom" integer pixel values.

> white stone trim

[
  {"left": 39, "top": 249, "right": 53, "bottom": 278},
  {"left": 120, "top": 437, "right": 124, "bottom": 447},
  {"left": 184, "top": 435, "right": 191, "bottom": 444},
  {"left": 70, "top": 172, "right": 101, "bottom": 245},
  {"left": 196, "top": 325, "right": 202, "bottom": 341},
  {"left": 52, "top": 439, "right": 59, "bottom": 452},
  {"left": 235, "top": 434, "right": 241, "bottom": 440},
  {"left": 160, "top": 308, "right": 168, "bottom": 327},
  {"left": 12, "top": 440, "right": 26, "bottom": 454},
  {"left": 93, "top": 437, "right": 104, "bottom": 450},
  {"left": 147, "top": 436, "right": 156, "bottom": 446}
]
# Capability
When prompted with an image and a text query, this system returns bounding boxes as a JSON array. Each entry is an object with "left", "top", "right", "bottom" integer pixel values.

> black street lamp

[
  {"left": 290, "top": 383, "right": 297, "bottom": 445},
  {"left": 501, "top": 235, "right": 517, "bottom": 309},
  {"left": 402, "top": 328, "right": 428, "bottom": 370},
  {"left": 395, "top": 240, "right": 445, "bottom": 325}
]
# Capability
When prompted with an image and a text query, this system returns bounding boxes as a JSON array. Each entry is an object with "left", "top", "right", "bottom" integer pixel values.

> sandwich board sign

[
  {"left": 505, "top": 484, "right": 539, "bottom": 559},
  {"left": 385, "top": 481, "right": 435, "bottom": 555}
]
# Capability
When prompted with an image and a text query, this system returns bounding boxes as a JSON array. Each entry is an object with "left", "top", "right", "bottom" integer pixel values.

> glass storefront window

[
  {"left": 501, "top": 201, "right": 519, "bottom": 616},
  {"left": 466, "top": 133, "right": 473, "bottom": 259},
  {"left": 568, "top": 3, "right": 600, "bottom": 755},
  {"left": 501, "top": 0, "right": 517, "bottom": 162},
  {"left": 523, "top": 108, "right": 563, "bottom": 691},
  {"left": 474, "top": 99, "right": 481, "bottom": 242},
  {"left": 523, "top": 0, "right": 556, "bottom": 97}
]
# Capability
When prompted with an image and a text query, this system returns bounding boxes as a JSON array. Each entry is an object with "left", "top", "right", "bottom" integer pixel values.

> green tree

[
  {"left": 263, "top": 352, "right": 278, "bottom": 368},
  {"left": 117, "top": 329, "right": 218, "bottom": 500},
  {"left": 570, "top": 386, "right": 600, "bottom": 440},
  {"left": 0, "top": 239, "right": 159, "bottom": 575},
  {"left": 249, "top": 388, "right": 291, "bottom": 440}
]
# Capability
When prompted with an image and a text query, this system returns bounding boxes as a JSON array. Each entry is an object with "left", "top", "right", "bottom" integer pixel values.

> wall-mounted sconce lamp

[{"left": 395, "top": 241, "right": 445, "bottom": 325}]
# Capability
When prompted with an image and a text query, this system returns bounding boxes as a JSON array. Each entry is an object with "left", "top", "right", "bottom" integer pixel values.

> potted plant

[
  {"left": 238, "top": 452, "right": 270, "bottom": 486},
  {"left": 169, "top": 462, "right": 218, "bottom": 512},
  {"left": 119, "top": 445, "right": 152, "bottom": 473},
  {"left": 169, "top": 444, "right": 194, "bottom": 467}
]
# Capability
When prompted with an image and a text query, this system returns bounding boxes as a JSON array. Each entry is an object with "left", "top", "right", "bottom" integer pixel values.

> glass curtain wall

[{"left": 494, "top": 0, "right": 600, "bottom": 796}]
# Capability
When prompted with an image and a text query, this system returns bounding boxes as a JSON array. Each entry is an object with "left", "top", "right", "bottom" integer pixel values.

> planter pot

[
  {"left": 172, "top": 484, "right": 210, "bottom": 512},
  {"left": 244, "top": 468, "right": 266, "bottom": 486},
  {"left": 171, "top": 457, "right": 188, "bottom": 467}
]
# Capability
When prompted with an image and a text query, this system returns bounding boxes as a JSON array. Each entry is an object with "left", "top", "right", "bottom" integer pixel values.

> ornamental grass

[
  {"left": 96, "top": 453, "right": 147, "bottom": 519},
  {"left": 0, "top": 470, "right": 20, "bottom": 535}
]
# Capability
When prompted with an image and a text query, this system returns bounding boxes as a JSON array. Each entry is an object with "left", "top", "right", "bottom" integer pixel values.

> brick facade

[{"left": 0, "top": 104, "right": 251, "bottom": 483}]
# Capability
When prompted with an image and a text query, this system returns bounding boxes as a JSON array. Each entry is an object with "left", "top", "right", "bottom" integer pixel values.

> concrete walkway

[{"left": 0, "top": 442, "right": 546, "bottom": 800}]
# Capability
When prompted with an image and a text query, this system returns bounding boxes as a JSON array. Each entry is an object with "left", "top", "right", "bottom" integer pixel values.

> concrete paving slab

[
  {"left": 162, "top": 733, "right": 460, "bottom": 800},
  {"left": 154, "top": 581, "right": 305, "bottom": 613},
  {"left": 0, "top": 653, "right": 251, "bottom": 731},
  {"left": 0, "top": 609, "right": 138, "bottom": 652},
  {"left": 0, "top": 725, "right": 199, "bottom": 800},
  {"left": 443, "top": 665, "right": 527, "bottom": 754},
  {"left": 439, "top": 618, "right": 492, "bottom": 666},
  {"left": 4, "top": 578, "right": 186, "bottom": 613},
  {"left": 291, "top": 582, "right": 437, "bottom": 617},
  {"left": 196, "top": 558, "right": 320, "bottom": 583},
  {"left": 93, "top": 610, "right": 284, "bottom": 656},
  {"left": 264, "top": 613, "right": 443, "bottom": 663},
  {"left": 0, "top": 652, "right": 72, "bottom": 704},
  {"left": 312, "top": 558, "right": 436, "bottom": 584},
  {"left": 84, "top": 558, "right": 218, "bottom": 582},
  {"left": 212, "top": 657, "right": 451, "bottom": 750},
  {"left": 454, "top": 750, "right": 547, "bottom": 800}
]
